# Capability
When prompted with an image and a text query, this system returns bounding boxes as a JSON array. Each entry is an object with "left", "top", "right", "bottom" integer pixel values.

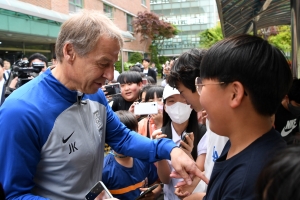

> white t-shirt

[
  {"left": 113, "top": 70, "right": 120, "bottom": 81},
  {"left": 192, "top": 120, "right": 229, "bottom": 193}
]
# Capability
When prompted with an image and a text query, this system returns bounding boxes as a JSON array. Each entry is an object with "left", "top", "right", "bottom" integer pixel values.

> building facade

[
  {"left": 150, "top": 0, "right": 218, "bottom": 57},
  {"left": 0, "top": 0, "right": 150, "bottom": 65}
]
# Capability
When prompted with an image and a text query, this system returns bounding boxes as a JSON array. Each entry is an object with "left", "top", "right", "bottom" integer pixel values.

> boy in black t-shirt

[
  {"left": 111, "top": 71, "right": 143, "bottom": 112},
  {"left": 186, "top": 35, "right": 292, "bottom": 200}
]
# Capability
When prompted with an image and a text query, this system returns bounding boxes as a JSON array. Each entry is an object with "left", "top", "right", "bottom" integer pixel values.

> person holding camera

[{"left": 0, "top": 11, "right": 206, "bottom": 200}]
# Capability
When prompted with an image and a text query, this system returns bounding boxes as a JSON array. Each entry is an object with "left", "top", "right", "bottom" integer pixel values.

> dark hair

[
  {"left": 28, "top": 53, "right": 48, "bottom": 67},
  {"left": 3, "top": 59, "right": 10, "bottom": 63},
  {"left": 139, "top": 85, "right": 153, "bottom": 101},
  {"left": 162, "top": 101, "right": 200, "bottom": 160},
  {"left": 0, "top": 58, "right": 3, "bottom": 67},
  {"left": 256, "top": 146, "right": 300, "bottom": 200},
  {"left": 145, "top": 86, "right": 164, "bottom": 102},
  {"left": 115, "top": 110, "right": 138, "bottom": 132},
  {"left": 117, "top": 71, "right": 142, "bottom": 84},
  {"left": 130, "top": 65, "right": 142, "bottom": 72},
  {"left": 200, "top": 34, "right": 292, "bottom": 116},
  {"left": 168, "top": 48, "right": 207, "bottom": 93},
  {"left": 52, "top": 54, "right": 56, "bottom": 60},
  {"left": 142, "top": 58, "right": 150, "bottom": 63},
  {"left": 146, "top": 76, "right": 155, "bottom": 85},
  {"left": 288, "top": 78, "right": 300, "bottom": 103}
]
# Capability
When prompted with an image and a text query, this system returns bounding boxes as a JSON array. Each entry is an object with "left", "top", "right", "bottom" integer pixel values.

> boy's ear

[
  {"left": 229, "top": 81, "right": 246, "bottom": 108},
  {"left": 138, "top": 81, "right": 143, "bottom": 87}
]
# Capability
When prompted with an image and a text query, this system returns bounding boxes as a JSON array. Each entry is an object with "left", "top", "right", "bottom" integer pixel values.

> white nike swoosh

[{"left": 281, "top": 128, "right": 294, "bottom": 137}]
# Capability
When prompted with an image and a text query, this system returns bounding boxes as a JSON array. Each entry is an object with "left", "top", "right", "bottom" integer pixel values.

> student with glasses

[{"left": 166, "top": 48, "right": 228, "bottom": 199}]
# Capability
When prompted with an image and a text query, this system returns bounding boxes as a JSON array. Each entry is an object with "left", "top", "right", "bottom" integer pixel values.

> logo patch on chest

[{"left": 94, "top": 111, "right": 102, "bottom": 130}]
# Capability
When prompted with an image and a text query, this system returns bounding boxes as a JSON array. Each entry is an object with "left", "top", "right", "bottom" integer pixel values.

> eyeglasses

[{"left": 195, "top": 77, "right": 224, "bottom": 95}]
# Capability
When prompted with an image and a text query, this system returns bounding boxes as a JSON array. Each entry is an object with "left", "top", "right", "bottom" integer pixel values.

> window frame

[
  {"left": 69, "top": 0, "right": 83, "bottom": 13},
  {"left": 127, "top": 14, "right": 134, "bottom": 32}
]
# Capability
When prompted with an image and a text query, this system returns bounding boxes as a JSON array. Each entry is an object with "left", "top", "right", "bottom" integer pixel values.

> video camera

[{"left": 12, "top": 60, "right": 45, "bottom": 87}]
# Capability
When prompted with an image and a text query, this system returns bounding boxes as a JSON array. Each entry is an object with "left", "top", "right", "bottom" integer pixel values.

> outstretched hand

[{"left": 170, "top": 148, "right": 208, "bottom": 186}]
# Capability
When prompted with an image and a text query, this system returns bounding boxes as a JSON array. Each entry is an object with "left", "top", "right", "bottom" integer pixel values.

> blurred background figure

[
  {"left": 256, "top": 146, "right": 300, "bottom": 200},
  {"left": 274, "top": 78, "right": 300, "bottom": 145}
]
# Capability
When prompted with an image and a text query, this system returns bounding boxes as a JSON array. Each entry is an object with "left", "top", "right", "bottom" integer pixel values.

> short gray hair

[{"left": 55, "top": 10, "right": 124, "bottom": 62}]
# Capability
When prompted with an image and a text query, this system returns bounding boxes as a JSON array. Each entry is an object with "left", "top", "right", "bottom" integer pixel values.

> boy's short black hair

[
  {"left": 168, "top": 48, "right": 207, "bottom": 93},
  {"left": 288, "top": 78, "right": 300, "bottom": 103},
  {"left": 142, "top": 58, "right": 150, "bottom": 63},
  {"left": 115, "top": 110, "right": 138, "bottom": 132},
  {"left": 0, "top": 58, "right": 3, "bottom": 67},
  {"left": 28, "top": 53, "right": 48, "bottom": 67},
  {"left": 117, "top": 71, "right": 142, "bottom": 84},
  {"left": 200, "top": 34, "right": 292, "bottom": 116}
]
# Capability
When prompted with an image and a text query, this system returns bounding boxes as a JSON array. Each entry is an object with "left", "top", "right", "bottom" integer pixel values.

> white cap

[{"left": 163, "top": 84, "right": 180, "bottom": 100}]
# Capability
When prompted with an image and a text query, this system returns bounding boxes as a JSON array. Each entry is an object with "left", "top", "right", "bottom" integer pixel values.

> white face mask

[{"left": 165, "top": 102, "right": 192, "bottom": 124}]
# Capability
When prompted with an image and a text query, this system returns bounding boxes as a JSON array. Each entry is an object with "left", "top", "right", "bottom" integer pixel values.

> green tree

[
  {"left": 198, "top": 23, "right": 224, "bottom": 48},
  {"left": 128, "top": 52, "right": 143, "bottom": 64},
  {"left": 268, "top": 25, "right": 291, "bottom": 53}
]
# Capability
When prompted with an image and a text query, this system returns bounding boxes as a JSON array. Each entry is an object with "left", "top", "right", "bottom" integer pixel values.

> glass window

[
  {"left": 103, "top": 4, "right": 113, "bottom": 19},
  {"left": 127, "top": 14, "right": 134, "bottom": 32},
  {"left": 69, "top": 0, "right": 83, "bottom": 13},
  {"left": 142, "top": 0, "right": 147, "bottom": 5}
]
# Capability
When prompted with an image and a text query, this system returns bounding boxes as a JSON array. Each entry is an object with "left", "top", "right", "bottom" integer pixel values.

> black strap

[{"left": 146, "top": 117, "right": 150, "bottom": 138}]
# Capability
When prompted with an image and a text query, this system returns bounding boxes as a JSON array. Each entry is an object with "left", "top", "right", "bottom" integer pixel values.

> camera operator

[
  {"left": 4, "top": 53, "right": 47, "bottom": 98},
  {"left": 28, "top": 53, "right": 48, "bottom": 75}
]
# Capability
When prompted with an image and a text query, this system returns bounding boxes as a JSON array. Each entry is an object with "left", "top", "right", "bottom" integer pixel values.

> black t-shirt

[
  {"left": 111, "top": 95, "right": 134, "bottom": 112},
  {"left": 274, "top": 104, "right": 300, "bottom": 144},
  {"left": 204, "top": 129, "right": 286, "bottom": 200}
]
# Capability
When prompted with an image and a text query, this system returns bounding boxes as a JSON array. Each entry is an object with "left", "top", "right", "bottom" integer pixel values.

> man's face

[
  {"left": 68, "top": 35, "right": 120, "bottom": 94},
  {"left": 177, "top": 82, "right": 202, "bottom": 112},
  {"left": 30, "top": 59, "right": 47, "bottom": 72},
  {"left": 3, "top": 61, "right": 10, "bottom": 70},
  {"left": 142, "top": 60, "right": 149, "bottom": 69}
]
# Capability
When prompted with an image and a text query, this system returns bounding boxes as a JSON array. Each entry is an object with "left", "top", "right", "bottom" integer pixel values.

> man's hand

[{"left": 170, "top": 148, "right": 208, "bottom": 186}]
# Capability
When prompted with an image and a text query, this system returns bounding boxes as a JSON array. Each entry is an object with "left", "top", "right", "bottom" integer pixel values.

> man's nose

[{"left": 103, "top": 65, "right": 114, "bottom": 81}]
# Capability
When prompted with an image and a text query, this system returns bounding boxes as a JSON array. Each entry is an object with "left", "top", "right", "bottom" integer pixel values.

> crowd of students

[
  {"left": 1, "top": 22, "right": 299, "bottom": 199},
  {"left": 101, "top": 36, "right": 300, "bottom": 200}
]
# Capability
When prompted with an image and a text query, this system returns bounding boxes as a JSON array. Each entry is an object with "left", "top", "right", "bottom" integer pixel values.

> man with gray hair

[{"left": 0, "top": 11, "right": 206, "bottom": 199}]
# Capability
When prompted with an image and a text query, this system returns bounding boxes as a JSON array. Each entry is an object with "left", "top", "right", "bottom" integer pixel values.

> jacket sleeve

[{"left": 0, "top": 99, "right": 50, "bottom": 200}]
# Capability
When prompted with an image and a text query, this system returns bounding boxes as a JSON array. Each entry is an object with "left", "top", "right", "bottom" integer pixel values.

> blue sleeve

[
  {"left": 104, "top": 98, "right": 176, "bottom": 162},
  {"left": 0, "top": 99, "right": 49, "bottom": 200}
]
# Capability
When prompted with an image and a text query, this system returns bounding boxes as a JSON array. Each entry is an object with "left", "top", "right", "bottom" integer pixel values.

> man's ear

[
  {"left": 63, "top": 43, "right": 76, "bottom": 63},
  {"left": 230, "top": 81, "right": 246, "bottom": 108}
]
